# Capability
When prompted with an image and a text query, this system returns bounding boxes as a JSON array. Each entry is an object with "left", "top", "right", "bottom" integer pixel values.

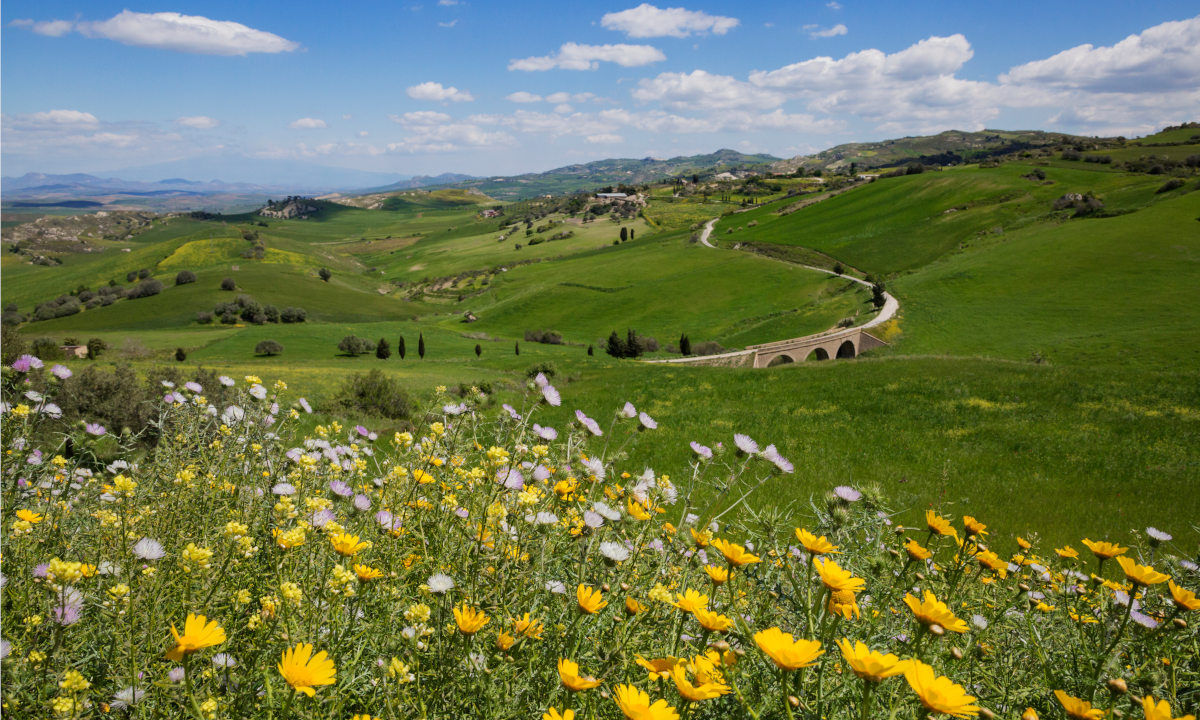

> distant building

[
  {"left": 712, "top": 172, "right": 737, "bottom": 181},
  {"left": 480, "top": 209, "right": 502, "bottom": 218},
  {"left": 61, "top": 345, "right": 88, "bottom": 359},
  {"left": 595, "top": 192, "right": 627, "bottom": 199}
]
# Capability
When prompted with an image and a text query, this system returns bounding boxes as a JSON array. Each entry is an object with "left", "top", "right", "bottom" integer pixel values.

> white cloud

[
  {"left": 177, "top": 115, "right": 219, "bottom": 129},
  {"left": 827, "top": 1, "right": 842, "bottom": 9},
  {"left": 750, "top": 34, "right": 973, "bottom": 91},
  {"left": 438, "top": 0, "right": 460, "bottom": 5},
  {"left": 586, "top": 133, "right": 624, "bottom": 144},
  {"left": 600, "top": 4, "right": 739, "bottom": 39},
  {"left": 10, "top": 19, "right": 76, "bottom": 37},
  {"left": 633, "top": 69, "right": 784, "bottom": 110},
  {"left": 438, "top": 19, "right": 458, "bottom": 27},
  {"left": 1001, "top": 14, "right": 1200, "bottom": 92},
  {"left": 26, "top": 110, "right": 99, "bottom": 126},
  {"left": 289, "top": 117, "right": 328, "bottom": 129},
  {"left": 23, "top": 10, "right": 302, "bottom": 55},
  {"left": 809, "top": 24, "right": 847, "bottom": 39},
  {"left": 509, "top": 42, "right": 665, "bottom": 71},
  {"left": 406, "top": 81, "right": 474, "bottom": 102},
  {"left": 506, "top": 91, "right": 543, "bottom": 103},
  {"left": 390, "top": 111, "right": 453, "bottom": 125}
]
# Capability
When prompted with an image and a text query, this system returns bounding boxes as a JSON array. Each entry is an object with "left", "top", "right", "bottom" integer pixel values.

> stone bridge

[{"left": 648, "top": 216, "right": 897, "bottom": 369}]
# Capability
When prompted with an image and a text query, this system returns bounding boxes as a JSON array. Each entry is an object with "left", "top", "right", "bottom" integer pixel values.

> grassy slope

[{"left": 717, "top": 164, "right": 1169, "bottom": 275}]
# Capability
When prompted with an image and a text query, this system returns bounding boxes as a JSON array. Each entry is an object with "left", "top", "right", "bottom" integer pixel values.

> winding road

[{"left": 653, "top": 216, "right": 899, "bottom": 367}]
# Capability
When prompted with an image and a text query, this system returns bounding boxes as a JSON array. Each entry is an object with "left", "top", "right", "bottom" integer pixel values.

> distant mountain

[
  {"left": 103, "top": 156, "right": 409, "bottom": 190},
  {"left": 772, "top": 129, "right": 1094, "bottom": 173},
  {"left": 445, "top": 149, "right": 781, "bottom": 200},
  {"left": 355, "top": 172, "right": 478, "bottom": 194}
]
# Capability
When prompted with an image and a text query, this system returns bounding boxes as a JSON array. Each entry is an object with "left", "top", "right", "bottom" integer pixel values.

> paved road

[{"left": 696, "top": 216, "right": 898, "bottom": 329}]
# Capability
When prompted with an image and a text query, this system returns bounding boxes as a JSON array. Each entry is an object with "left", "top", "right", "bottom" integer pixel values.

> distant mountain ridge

[
  {"left": 442, "top": 149, "right": 781, "bottom": 200},
  {"left": 772, "top": 129, "right": 1095, "bottom": 173}
]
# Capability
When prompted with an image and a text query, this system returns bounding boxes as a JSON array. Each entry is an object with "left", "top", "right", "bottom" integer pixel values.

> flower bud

[
  {"left": 1018, "top": 583, "right": 1030, "bottom": 592},
  {"left": 620, "top": 582, "right": 630, "bottom": 591},
  {"left": 710, "top": 640, "right": 730, "bottom": 652},
  {"left": 788, "top": 696, "right": 800, "bottom": 708},
  {"left": 915, "top": 572, "right": 926, "bottom": 581},
  {"left": 928, "top": 623, "right": 945, "bottom": 636},
  {"left": 980, "top": 709, "right": 995, "bottom": 720},
  {"left": 1106, "top": 678, "right": 1127, "bottom": 695},
  {"left": 951, "top": 646, "right": 963, "bottom": 660},
  {"left": 888, "top": 548, "right": 901, "bottom": 558},
  {"left": 1173, "top": 618, "right": 1187, "bottom": 630},
  {"left": 602, "top": 583, "right": 610, "bottom": 592}
]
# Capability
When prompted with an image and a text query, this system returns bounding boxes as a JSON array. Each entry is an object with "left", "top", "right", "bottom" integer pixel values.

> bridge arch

[
  {"left": 806, "top": 347, "right": 830, "bottom": 362},
  {"left": 836, "top": 340, "right": 856, "bottom": 359},
  {"left": 766, "top": 354, "right": 795, "bottom": 367}
]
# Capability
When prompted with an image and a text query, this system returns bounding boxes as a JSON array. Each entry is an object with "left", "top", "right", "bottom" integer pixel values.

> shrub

[
  {"left": 220, "top": 277, "right": 237, "bottom": 291},
  {"left": 335, "top": 369, "right": 410, "bottom": 420},
  {"left": 318, "top": 267, "right": 332, "bottom": 282},
  {"left": 255, "top": 340, "right": 284, "bottom": 356},
  {"left": 525, "top": 362, "right": 557, "bottom": 380},
  {"left": 86, "top": 337, "right": 107, "bottom": 359},
  {"left": 376, "top": 338, "right": 392, "bottom": 360},
  {"left": 1156, "top": 178, "right": 1186, "bottom": 194},
  {"left": 196, "top": 311, "right": 214, "bottom": 324},
  {"left": 280, "top": 307, "right": 307, "bottom": 323},
  {"left": 175, "top": 270, "right": 198, "bottom": 285},
  {"left": 127, "top": 278, "right": 164, "bottom": 299},
  {"left": 31, "top": 338, "right": 63, "bottom": 361},
  {"left": 338, "top": 335, "right": 375, "bottom": 356},
  {"left": 263, "top": 305, "right": 281, "bottom": 323},
  {"left": 33, "top": 297, "right": 81, "bottom": 321},
  {"left": 175, "top": 347, "right": 187, "bottom": 362},
  {"left": 691, "top": 340, "right": 726, "bottom": 356},
  {"left": 137, "top": 268, "right": 151, "bottom": 280},
  {"left": 524, "top": 329, "right": 564, "bottom": 345}
]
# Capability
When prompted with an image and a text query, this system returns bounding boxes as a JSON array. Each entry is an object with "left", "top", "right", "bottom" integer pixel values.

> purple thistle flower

[
  {"left": 541, "top": 384, "right": 561, "bottom": 407},
  {"left": 298, "top": 397, "right": 312, "bottom": 414},
  {"left": 33, "top": 563, "right": 50, "bottom": 578},
  {"left": 50, "top": 364, "right": 72, "bottom": 379},
  {"left": 329, "top": 480, "right": 353, "bottom": 497},
  {"left": 454, "top": 507, "right": 469, "bottom": 519},
  {"left": 501, "top": 403, "right": 521, "bottom": 421},
  {"left": 532, "top": 465, "right": 552, "bottom": 482},
  {"left": 53, "top": 604, "right": 81, "bottom": 626},
  {"left": 356, "top": 425, "right": 370, "bottom": 437},
  {"left": 575, "top": 410, "right": 602, "bottom": 436},
  {"left": 533, "top": 424, "right": 557, "bottom": 441},
  {"left": 85, "top": 423, "right": 106, "bottom": 436},
  {"left": 689, "top": 441, "right": 713, "bottom": 460},
  {"left": 168, "top": 667, "right": 186, "bottom": 683},
  {"left": 500, "top": 467, "right": 525, "bottom": 490},
  {"left": 620, "top": 402, "right": 637, "bottom": 418},
  {"left": 310, "top": 509, "right": 336, "bottom": 528},
  {"left": 833, "top": 485, "right": 862, "bottom": 502},
  {"left": 353, "top": 494, "right": 372, "bottom": 512},
  {"left": 534, "top": 372, "right": 550, "bottom": 388},
  {"left": 761, "top": 444, "right": 793, "bottom": 473},
  {"left": 184, "top": 381, "right": 203, "bottom": 393},
  {"left": 733, "top": 433, "right": 759, "bottom": 455},
  {"left": 638, "top": 412, "right": 657, "bottom": 430}
]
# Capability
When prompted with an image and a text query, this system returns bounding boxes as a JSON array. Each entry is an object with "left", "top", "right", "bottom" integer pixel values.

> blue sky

[{"left": 2, "top": 1, "right": 1198, "bottom": 179}]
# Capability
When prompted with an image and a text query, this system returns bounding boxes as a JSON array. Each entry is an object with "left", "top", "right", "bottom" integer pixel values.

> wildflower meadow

[{"left": 2, "top": 356, "right": 1197, "bottom": 720}]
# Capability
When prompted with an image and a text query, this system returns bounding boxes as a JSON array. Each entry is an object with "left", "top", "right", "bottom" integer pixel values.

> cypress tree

[
  {"left": 680, "top": 334, "right": 692, "bottom": 356},
  {"left": 475, "top": 344, "right": 482, "bottom": 358},
  {"left": 418, "top": 333, "right": 426, "bottom": 359},
  {"left": 619, "top": 227, "right": 628, "bottom": 242},
  {"left": 629, "top": 229, "right": 635, "bottom": 241},
  {"left": 514, "top": 341, "right": 520, "bottom": 356},
  {"left": 587, "top": 344, "right": 594, "bottom": 356},
  {"left": 398, "top": 335, "right": 406, "bottom": 359},
  {"left": 605, "top": 331, "right": 623, "bottom": 358}
]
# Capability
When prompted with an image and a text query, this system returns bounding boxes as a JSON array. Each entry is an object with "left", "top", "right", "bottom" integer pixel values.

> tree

[
  {"left": 871, "top": 281, "right": 887, "bottom": 309},
  {"left": 587, "top": 344, "right": 594, "bottom": 356},
  {"left": 280, "top": 307, "right": 307, "bottom": 323},
  {"left": 620, "top": 227, "right": 628, "bottom": 242},
  {"left": 220, "top": 277, "right": 236, "bottom": 291},
  {"left": 175, "top": 270, "right": 197, "bottom": 285},
  {"left": 514, "top": 341, "right": 520, "bottom": 356},
  {"left": 86, "top": 338, "right": 107, "bottom": 359},
  {"left": 376, "top": 338, "right": 391, "bottom": 360},
  {"left": 629, "top": 229, "right": 635, "bottom": 241},
  {"left": 679, "top": 333, "right": 692, "bottom": 356},
  {"left": 175, "top": 347, "right": 187, "bottom": 362},
  {"left": 338, "top": 335, "right": 374, "bottom": 356},
  {"left": 318, "top": 267, "right": 332, "bottom": 282},
  {"left": 692, "top": 173, "right": 699, "bottom": 184},
  {"left": 398, "top": 335, "right": 406, "bottom": 359},
  {"left": 255, "top": 340, "right": 284, "bottom": 356},
  {"left": 418, "top": 333, "right": 426, "bottom": 359},
  {"left": 832, "top": 262, "right": 845, "bottom": 276},
  {"left": 475, "top": 344, "right": 482, "bottom": 358},
  {"left": 605, "top": 331, "right": 625, "bottom": 358},
  {"left": 626, "top": 329, "right": 641, "bottom": 358}
]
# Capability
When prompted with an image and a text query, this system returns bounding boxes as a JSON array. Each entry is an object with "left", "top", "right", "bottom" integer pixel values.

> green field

[{"left": 5, "top": 156, "right": 1199, "bottom": 549}]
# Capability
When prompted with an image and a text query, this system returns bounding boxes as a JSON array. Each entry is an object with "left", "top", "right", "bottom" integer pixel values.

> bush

[
  {"left": 137, "top": 268, "right": 151, "bottom": 280},
  {"left": 196, "top": 312, "right": 214, "bottom": 324},
  {"left": 175, "top": 270, "right": 198, "bottom": 285},
  {"left": 1156, "top": 178, "right": 1186, "bottom": 194},
  {"left": 30, "top": 338, "right": 63, "bottom": 361},
  {"left": 220, "top": 277, "right": 237, "bottom": 291},
  {"left": 335, "top": 369, "right": 410, "bottom": 420},
  {"left": 33, "top": 297, "right": 81, "bottom": 321},
  {"left": 280, "top": 307, "right": 307, "bottom": 323},
  {"left": 86, "top": 337, "right": 107, "bottom": 359},
  {"left": 524, "top": 362, "right": 557, "bottom": 380},
  {"left": 127, "top": 278, "right": 164, "bottom": 299},
  {"left": 338, "top": 335, "right": 375, "bottom": 356},
  {"left": 175, "top": 348, "right": 187, "bottom": 362},
  {"left": 691, "top": 340, "right": 726, "bottom": 356},
  {"left": 255, "top": 340, "right": 284, "bottom": 356},
  {"left": 524, "top": 329, "right": 564, "bottom": 345},
  {"left": 318, "top": 267, "right": 332, "bottom": 282},
  {"left": 376, "top": 338, "right": 392, "bottom": 360}
]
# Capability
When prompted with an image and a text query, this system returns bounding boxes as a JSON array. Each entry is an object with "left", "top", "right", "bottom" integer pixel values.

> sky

[{"left": 2, "top": 1, "right": 1198, "bottom": 180}]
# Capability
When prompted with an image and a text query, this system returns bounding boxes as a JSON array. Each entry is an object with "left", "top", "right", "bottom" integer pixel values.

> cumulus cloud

[
  {"left": 407, "top": 81, "right": 474, "bottom": 102},
  {"left": 509, "top": 42, "right": 665, "bottom": 71},
  {"left": 26, "top": 110, "right": 100, "bottom": 126},
  {"left": 1001, "top": 14, "right": 1200, "bottom": 92},
  {"left": 634, "top": 69, "right": 784, "bottom": 111},
  {"left": 387, "top": 112, "right": 515, "bottom": 153},
  {"left": 600, "top": 4, "right": 739, "bottom": 38},
  {"left": 586, "top": 133, "right": 624, "bottom": 144},
  {"left": 14, "top": 10, "right": 300, "bottom": 55},
  {"left": 289, "top": 118, "right": 328, "bottom": 129},
  {"left": 808, "top": 23, "right": 847, "bottom": 38},
  {"left": 506, "top": 91, "right": 543, "bottom": 103},
  {"left": 177, "top": 116, "right": 219, "bottom": 129}
]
